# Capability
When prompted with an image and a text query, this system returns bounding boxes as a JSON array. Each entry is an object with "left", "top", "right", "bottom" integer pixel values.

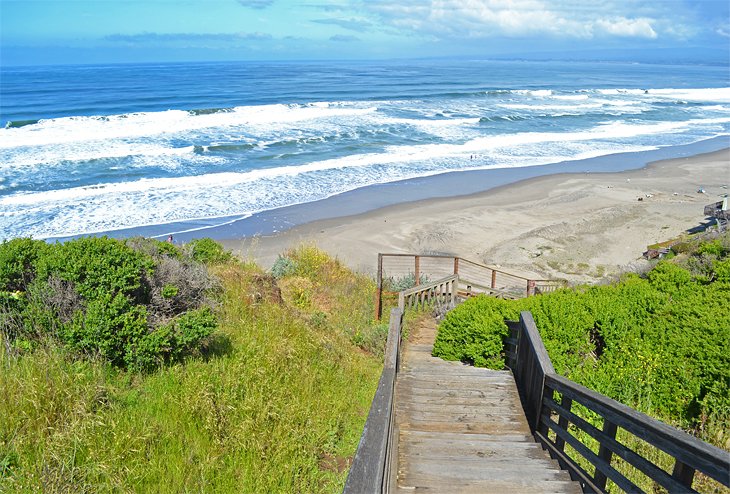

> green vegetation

[
  {"left": 1, "top": 240, "right": 383, "bottom": 492},
  {"left": 185, "top": 237, "right": 233, "bottom": 265},
  {"left": 1, "top": 236, "right": 218, "bottom": 372},
  {"left": 434, "top": 233, "right": 730, "bottom": 452}
]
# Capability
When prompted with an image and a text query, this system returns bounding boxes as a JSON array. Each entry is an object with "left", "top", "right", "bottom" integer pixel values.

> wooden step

[
  {"left": 394, "top": 479, "right": 584, "bottom": 493},
  {"left": 398, "top": 457, "right": 573, "bottom": 482}
]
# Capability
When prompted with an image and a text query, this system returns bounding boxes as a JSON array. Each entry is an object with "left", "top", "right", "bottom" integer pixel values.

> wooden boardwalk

[{"left": 393, "top": 321, "right": 581, "bottom": 493}]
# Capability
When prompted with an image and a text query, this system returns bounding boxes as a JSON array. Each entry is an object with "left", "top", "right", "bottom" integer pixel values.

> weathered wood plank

[
  {"left": 400, "top": 458, "right": 573, "bottom": 481},
  {"left": 396, "top": 388, "right": 519, "bottom": 400},
  {"left": 400, "top": 430, "right": 535, "bottom": 443},
  {"left": 397, "top": 422, "right": 531, "bottom": 435},
  {"left": 394, "top": 480, "right": 583, "bottom": 494},
  {"left": 401, "top": 444, "right": 560, "bottom": 461},
  {"left": 396, "top": 393, "right": 518, "bottom": 405}
]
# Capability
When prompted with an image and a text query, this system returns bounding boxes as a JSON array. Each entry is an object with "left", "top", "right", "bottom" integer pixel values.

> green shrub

[
  {"left": 126, "top": 236, "right": 182, "bottom": 260},
  {"left": 383, "top": 273, "right": 431, "bottom": 292},
  {"left": 646, "top": 261, "right": 692, "bottom": 292},
  {"left": 128, "top": 307, "right": 216, "bottom": 371},
  {"left": 0, "top": 236, "right": 221, "bottom": 373},
  {"left": 434, "top": 296, "right": 516, "bottom": 369},
  {"left": 61, "top": 292, "right": 148, "bottom": 368},
  {"left": 271, "top": 255, "right": 297, "bottom": 279},
  {"left": 36, "top": 236, "right": 153, "bottom": 301},
  {"left": 696, "top": 239, "right": 725, "bottom": 257},
  {"left": 185, "top": 238, "right": 232, "bottom": 264},
  {"left": 170, "top": 307, "right": 217, "bottom": 356},
  {"left": 670, "top": 241, "right": 693, "bottom": 255},
  {"left": 0, "top": 238, "right": 49, "bottom": 291},
  {"left": 161, "top": 284, "right": 179, "bottom": 299},
  {"left": 714, "top": 258, "right": 730, "bottom": 282}
]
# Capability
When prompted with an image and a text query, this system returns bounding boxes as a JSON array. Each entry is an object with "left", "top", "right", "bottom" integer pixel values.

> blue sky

[{"left": 2, "top": 0, "right": 729, "bottom": 65}]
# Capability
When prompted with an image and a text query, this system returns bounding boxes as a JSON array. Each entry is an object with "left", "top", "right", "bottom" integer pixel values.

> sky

[{"left": 1, "top": 0, "right": 729, "bottom": 66}]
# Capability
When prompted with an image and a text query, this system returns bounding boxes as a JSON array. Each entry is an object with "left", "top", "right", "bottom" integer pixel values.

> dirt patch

[
  {"left": 248, "top": 273, "right": 282, "bottom": 305},
  {"left": 318, "top": 453, "right": 350, "bottom": 473},
  {"left": 407, "top": 313, "right": 439, "bottom": 346}
]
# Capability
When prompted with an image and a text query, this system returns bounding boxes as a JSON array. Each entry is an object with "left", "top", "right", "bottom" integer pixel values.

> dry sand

[{"left": 222, "top": 149, "right": 730, "bottom": 283}]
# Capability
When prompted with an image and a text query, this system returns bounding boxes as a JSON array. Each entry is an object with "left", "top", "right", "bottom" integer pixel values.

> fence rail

[
  {"left": 507, "top": 311, "right": 730, "bottom": 493},
  {"left": 376, "top": 253, "right": 565, "bottom": 319}
]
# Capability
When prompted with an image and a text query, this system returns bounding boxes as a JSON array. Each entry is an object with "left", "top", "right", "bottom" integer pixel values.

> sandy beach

[{"left": 222, "top": 148, "right": 729, "bottom": 283}]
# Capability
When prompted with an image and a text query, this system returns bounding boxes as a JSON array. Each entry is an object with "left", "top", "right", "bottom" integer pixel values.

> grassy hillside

[{"left": 1, "top": 241, "right": 383, "bottom": 492}]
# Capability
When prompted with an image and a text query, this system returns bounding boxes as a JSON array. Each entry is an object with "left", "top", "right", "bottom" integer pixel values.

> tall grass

[{"left": 1, "top": 247, "right": 383, "bottom": 492}]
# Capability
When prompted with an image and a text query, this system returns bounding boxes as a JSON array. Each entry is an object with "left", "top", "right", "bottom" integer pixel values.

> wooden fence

[
  {"left": 375, "top": 253, "right": 565, "bottom": 319},
  {"left": 397, "top": 274, "right": 458, "bottom": 313},
  {"left": 506, "top": 311, "right": 730, "bottom": 493},
  {"left": 343, "top": 308, "right": 403, "bottom": 493}
]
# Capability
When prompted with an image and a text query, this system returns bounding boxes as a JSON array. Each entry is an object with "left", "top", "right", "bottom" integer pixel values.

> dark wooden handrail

[
  {"left": 507, "top": 311, "right": 730, "bottom": 493},
  {"left": 343, "top": 308, "right": 403, "bottom": 493}
]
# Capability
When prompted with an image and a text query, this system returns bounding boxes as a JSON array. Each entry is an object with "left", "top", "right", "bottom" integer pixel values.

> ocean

[{"left": 1, "top": 59, "right": 729, "bottom": 241}]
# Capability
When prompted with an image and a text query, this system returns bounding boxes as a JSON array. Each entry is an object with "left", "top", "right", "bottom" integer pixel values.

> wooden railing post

[
  {"left": 672, "top": 460, "right": 695, "bottom": 491},
  {"left": 491, "top": 270, "right": 497, "bottom": 289},
  {"left": 375, "top": 254, "right": 384, "bottom": 321},
  {"left": 554, "top": 395, "right": 572, "bottom": 452},
  {"left": 594, "top": 420, "right": 618, "bottom": 490},
  {"left": 453, "top": 257, "right": 459, "bottom": 275},
  {"left": 414, "top": 255, "right": 420, "bottom": 286},
  {"left": 527, "top": 279, "right": 536, "bottom": 297}
]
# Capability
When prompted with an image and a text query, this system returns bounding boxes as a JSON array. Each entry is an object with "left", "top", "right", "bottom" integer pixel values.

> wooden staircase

[
  {"left": 392, "top": 320, "right": 581, "bottom": 493},
  {"left": 345, "top": 285, "right": 730, "bottom": 493}
]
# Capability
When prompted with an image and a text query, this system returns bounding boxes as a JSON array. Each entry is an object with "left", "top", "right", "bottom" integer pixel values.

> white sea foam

[
  {"left": 513, "top": 89, "right": 554, "bottom": 97},
  {"left": 1, "top": 117, "right": 713, "bottom": 212},
  {"left": 0, "top": 142, "right": 202, "bottom": 170},
  {"left": 595, "top": 87, "right": 730, "bottom": 102},
  {"left": 552, "top": 94, "right": 590, "bottom": 101},
  {"left": 0, "top": 103, "right": 379, "bottom": 148}
]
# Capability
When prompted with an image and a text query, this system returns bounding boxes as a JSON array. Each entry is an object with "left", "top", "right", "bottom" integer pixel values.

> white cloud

[
  {"left": 361, "top": 0, "right": 666, "bottom": 40},
  {"left": 717, "top": 21, "right": 730, "bottom": 38},
  {"left": 595, "top": 17, "right": 657, "bottom": 39}
]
